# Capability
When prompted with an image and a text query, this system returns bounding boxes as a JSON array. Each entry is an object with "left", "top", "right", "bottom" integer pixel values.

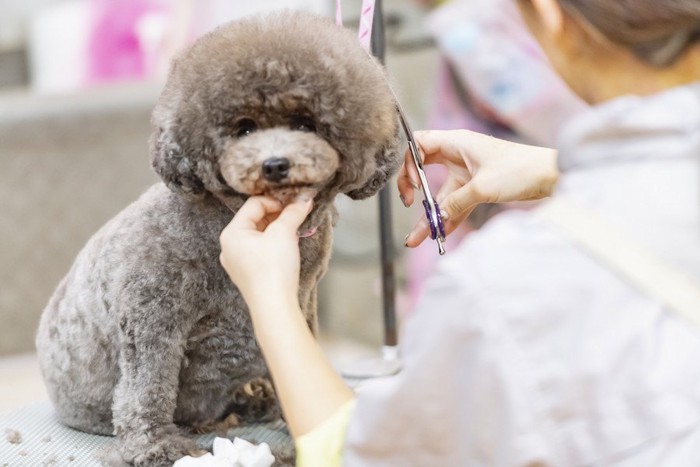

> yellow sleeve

[{"left": 295, "top": 398, "right": 357, "bottom": 467}]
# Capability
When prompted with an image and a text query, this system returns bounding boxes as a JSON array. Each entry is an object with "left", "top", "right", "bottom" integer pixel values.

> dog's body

[{"left": 36, "top": 10, "right": 399, "bottom": 466}]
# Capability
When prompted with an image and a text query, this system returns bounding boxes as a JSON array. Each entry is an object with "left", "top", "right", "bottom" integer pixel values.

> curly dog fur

[{"left": 36, "top": 10, "right": 399, "bottom": 466}]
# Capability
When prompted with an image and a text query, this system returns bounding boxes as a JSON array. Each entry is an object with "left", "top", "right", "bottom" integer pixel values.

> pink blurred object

[
  {"left": 402, "top": 0, "right": 588, "bottom": 315},
  {"left": 87, "top": 0, "right": 170, "bottom": 85},
  {"left": 425, "top": 60, "right": 495, "bottom": 135},
  {"left": 29, "top": 0, "right": 330, "bottom": 93},
  {"left": 426, "top": 0, "right": 587, "bottom": 147}
]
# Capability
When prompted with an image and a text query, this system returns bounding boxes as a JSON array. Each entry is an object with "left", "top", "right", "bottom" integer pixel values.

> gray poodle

[{"left": 36, "top": 10, "right": 399, "bottom": 466}]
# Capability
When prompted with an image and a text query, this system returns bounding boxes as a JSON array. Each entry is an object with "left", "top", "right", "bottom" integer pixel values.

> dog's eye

[
  {"left": 290, "top": 116, "right": 316, "bottom": 133},
  {"left": 235, "top": 118, "right": 258, "bottom": 137}
]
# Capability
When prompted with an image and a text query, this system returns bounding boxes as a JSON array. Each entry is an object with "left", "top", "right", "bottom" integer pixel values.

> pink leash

[{"left": 336, "top": 0, "right": 376, "bottom": 51}]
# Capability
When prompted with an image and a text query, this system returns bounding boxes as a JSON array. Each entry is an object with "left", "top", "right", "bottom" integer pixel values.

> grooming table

[{"left": 0, "top": 401, "right": 294, "bottom": 466}]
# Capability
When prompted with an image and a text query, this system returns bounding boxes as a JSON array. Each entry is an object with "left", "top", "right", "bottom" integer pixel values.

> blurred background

[{"left": 0, "top": 0, "right": 583, "bottom": 411}]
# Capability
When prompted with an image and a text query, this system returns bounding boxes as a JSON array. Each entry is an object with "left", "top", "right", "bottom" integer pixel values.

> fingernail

[
  {"left": 410, "top": 180, "right": 421, "bottom": 191},
  {"left": 440, "top": 209, "right": 449, "bottom": 221},
  {"left": 295, "top": 197, "right": 313, "bottom": 211},
  {"left": 399, "top": 194, "right": 408, "bottom": 208},
  {"left": 404, "top": 233, "right": 410, "bottom": 247}
]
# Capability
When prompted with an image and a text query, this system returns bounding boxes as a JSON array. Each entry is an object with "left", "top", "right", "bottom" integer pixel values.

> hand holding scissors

[
  {"left": 397, "top": 129, "right": 560, "bottom": 251},
  {"left": 396, "top": 104, "right": 446, "bottom": 256}
]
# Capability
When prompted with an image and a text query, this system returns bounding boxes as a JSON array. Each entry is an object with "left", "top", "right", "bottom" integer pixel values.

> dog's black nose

[{"left": 261, "top": 157, "right": 291, "bottom": 182}]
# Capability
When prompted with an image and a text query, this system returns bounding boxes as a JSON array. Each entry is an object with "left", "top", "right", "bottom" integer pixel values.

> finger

[
  {"left": 403, "top": 146, "right": 421, "bottom": 188},
  {"left": 402, "top": 206, "right": 473, "bottom": 248},
  {"left": 413, "top": 130, "right": 448, "bottom": 160},
  {"left": 228, "top": 196, "right": 283, "bottom": 231},
  {"left": 435, "top": 175, "right": 462, "bottom": 205},
  {"left": 414, "top": 130, "right": 471, "bottom": 167},
  {"left": 399, "top": 141, "right": 432, "bottom": 207},
  {"left": 269, "top": 198, "right": 313, "bottom": 233},
  {"left": 439, "top": 183, "right": 484, "bottom": 223},
  {"left": 256, "top": 211, "right": 282, "bottom": 231},
  {"left": 441, "top": 206, "right": 474, "bottom": 237},
  {"left": 404, "top": 217, "right": 431, "bottom": 248},
  {"left": 397, "top": 171, "right": 416, "bottom": 207}
]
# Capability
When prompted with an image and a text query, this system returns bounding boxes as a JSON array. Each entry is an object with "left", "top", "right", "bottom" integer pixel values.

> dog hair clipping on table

[{"left": 173, "top": 437, "right": 274, "bottom": 467}]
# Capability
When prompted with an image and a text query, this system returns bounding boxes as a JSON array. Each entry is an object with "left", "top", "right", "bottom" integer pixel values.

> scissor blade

[
  {"left": 396, "top": 104, "right": 424, "bottom": 170},
  {"left": 395, "top": 101, "right": 447, "bottom": 256}
]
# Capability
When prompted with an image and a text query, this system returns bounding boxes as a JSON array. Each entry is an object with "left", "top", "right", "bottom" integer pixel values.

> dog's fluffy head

[{"left": 150, "top": 10, "right": 400, "bottom": 207}]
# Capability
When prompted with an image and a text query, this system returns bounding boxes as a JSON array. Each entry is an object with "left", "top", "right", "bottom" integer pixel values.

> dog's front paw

[
  {"left": 121, "top": 430, "right": 202, "bottom": 467},
  {"left": 230, "top": 377, "right": 281, "bottom": 423}
]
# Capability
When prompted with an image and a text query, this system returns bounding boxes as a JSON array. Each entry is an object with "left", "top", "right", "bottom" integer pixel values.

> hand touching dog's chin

[
  {"left": 263, "top": 185, "right": 325, "bottom": 235},
  {"left": 263, "top": 185, "right": 320, "bottom": 206}
]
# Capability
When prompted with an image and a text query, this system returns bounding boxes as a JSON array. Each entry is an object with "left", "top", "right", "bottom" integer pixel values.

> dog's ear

[
  {"left": 150, "top": 125, "right": 206, "bottom": 199},
  {"left": 345, "top": 142, "right": 400, "bottom": 200}
]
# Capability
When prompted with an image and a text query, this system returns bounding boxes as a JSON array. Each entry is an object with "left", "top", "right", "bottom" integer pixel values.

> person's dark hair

[{"left": 560, "top": 0, "right": 700, "bottom": 67}]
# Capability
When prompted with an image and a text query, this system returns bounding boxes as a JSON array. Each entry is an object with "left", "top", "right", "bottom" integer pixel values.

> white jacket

[{"left": 344, "top": 83, "right": 700, "bottom": 466}]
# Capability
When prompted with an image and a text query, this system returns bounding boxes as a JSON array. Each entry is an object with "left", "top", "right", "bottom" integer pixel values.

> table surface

[{"left": 0, "top": 401, "right": 295, "bottom": 466}]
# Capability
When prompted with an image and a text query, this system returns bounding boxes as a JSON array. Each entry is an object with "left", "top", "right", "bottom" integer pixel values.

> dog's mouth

[{"left": 261, "top": 183, "right": 321, "bottom": 206}]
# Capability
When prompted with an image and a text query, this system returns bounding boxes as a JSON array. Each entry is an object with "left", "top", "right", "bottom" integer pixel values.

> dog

[{"left": 36, "top": 10, "right": 399, "bottom": 466}]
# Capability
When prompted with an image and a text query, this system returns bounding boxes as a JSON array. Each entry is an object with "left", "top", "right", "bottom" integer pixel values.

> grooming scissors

[{"left": 396, "top": 103, "right": 446, "bottom": 255}]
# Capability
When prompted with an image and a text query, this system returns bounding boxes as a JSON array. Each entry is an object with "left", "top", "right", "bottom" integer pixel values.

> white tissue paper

[{"left": 173, "top": 437, "right": 275, "bottom": 467}]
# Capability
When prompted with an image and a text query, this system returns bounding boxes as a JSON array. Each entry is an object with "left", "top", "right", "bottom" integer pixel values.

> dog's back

[{"left": 36, "top": 184, "right": 234, "bottom": 433}]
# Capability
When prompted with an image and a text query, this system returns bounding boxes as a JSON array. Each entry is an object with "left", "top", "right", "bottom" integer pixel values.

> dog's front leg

[{"left": 113, "top": 308, "right": 198, "bottom": 467}]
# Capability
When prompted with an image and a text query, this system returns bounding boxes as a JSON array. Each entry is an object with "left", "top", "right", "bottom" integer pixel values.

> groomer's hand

[
  {"left": 398, "top": 129, "right": 559, "bottom": 247},
  {"left": 219, "top": 196, "right": 312, "bottom": 313}
]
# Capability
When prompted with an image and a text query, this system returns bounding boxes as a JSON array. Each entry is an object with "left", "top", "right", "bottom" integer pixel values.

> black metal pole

[{"left": 370, "top": 0, "right": 397, "bottom": 348}]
